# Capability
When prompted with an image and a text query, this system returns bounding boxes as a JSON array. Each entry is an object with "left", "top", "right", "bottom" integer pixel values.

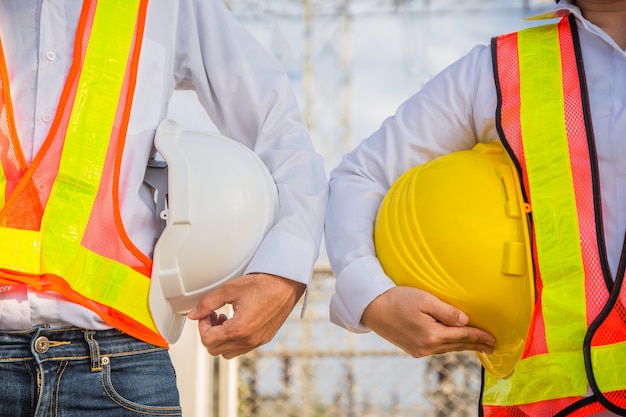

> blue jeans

[{"left": 0, "top": 326, "right": 182, "bottom": 417}]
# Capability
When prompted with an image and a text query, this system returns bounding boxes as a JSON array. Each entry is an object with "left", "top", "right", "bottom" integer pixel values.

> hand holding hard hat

[
  {"left": 361, "top": 285, "right": 497, "bottom": 358},
  {"left": 374, "top": 141, "right": 535, "bottom": 378},
  {"left": 147, "top": 119, "right": 279, "bottom": 344},
  {"left": 187, "top": 271, "right": 306, "bottom": 359}
]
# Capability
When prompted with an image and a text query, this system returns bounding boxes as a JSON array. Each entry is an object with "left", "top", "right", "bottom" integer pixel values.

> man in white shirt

[
  {"left": 325, "top": 0, "right": 626, "bottom": 415},
  {"left": 0, "top": 0, "right": 327, "bottom": 415}
]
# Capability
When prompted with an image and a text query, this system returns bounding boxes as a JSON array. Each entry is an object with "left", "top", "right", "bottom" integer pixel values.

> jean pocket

[{"left": 101, "top": 350, "right": 182, "bottom": 416}]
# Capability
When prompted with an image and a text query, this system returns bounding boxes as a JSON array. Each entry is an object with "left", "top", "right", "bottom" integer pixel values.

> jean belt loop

[{"left": 84, "top": 329, "right": 101, "bottom": 372}]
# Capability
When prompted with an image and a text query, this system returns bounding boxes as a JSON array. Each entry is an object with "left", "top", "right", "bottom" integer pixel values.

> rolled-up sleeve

[{"left": 325, "top": 44, "right": 496, "bottom": 331}]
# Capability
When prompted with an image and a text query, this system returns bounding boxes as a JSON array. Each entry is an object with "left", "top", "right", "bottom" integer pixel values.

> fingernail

[{"left": 457, "top": 312, "right": 469, "bottom": 325}]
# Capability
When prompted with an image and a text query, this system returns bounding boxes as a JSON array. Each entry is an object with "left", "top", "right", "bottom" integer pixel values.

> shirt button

[
  {"left": 45, "top": 51, "right": 56, "bottom": 61},
  {"left": 41, "top": 114, "right": 52, "bottom": 123}
]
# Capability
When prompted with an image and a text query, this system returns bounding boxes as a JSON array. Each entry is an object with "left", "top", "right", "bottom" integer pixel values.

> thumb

[{"left": 187, "top": 287, "right": 228, "bottom": 320}]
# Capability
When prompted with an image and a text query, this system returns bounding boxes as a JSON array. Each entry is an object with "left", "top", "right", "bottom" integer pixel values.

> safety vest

[
  {"left": 0, "top": 0, "right": 166, "bottom": 347},
  {"left": 483, "top": 14, "right": 626, "bottom": 416}
]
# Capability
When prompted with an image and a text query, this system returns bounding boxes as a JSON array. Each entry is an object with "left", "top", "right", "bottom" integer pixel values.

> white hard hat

[{"left": 147, "top": 119, "right": 279, "bottom": 343}]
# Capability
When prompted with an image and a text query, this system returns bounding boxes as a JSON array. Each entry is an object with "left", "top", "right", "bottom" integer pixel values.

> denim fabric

[{"left": 0, "top": 326, "right": 182, "bottom": 417}]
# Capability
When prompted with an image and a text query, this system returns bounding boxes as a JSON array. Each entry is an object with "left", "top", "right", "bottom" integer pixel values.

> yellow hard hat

[{"left": 374, "top": 141, "right": 534, "bottom": 378}]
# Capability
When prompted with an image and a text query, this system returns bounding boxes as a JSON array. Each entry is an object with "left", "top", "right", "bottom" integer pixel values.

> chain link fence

[{"left": 234, "top": 272, "right": 483, "bottom": 417}]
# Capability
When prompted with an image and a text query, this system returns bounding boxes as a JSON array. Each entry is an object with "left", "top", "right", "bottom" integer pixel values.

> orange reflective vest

[
  {"left": 0, "top": 0, "right": 166, "bottom": 347},
  {"left": 484, "top": 14, "right": 626, "bottom": 416}
]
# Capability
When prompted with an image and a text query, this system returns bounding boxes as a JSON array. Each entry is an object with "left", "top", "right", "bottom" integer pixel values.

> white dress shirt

[
  {"left": 0, "top": 0, "right": 327, "bottom": 330},
  {"left": 325, "top": 2, "right": 626, "bottom": 414},
  {"left": 327, "top": 0, "right": 626, "bottom": 334}
]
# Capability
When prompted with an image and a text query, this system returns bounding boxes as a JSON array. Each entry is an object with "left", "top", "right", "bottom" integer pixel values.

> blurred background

[{"left": 167, "top": 1, "right": 554, "bottom": 416}]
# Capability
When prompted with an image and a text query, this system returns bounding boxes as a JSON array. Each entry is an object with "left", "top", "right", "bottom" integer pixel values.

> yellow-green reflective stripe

[
  {"left": 0, "top": 226, "right": 155, "bottom": 331},
  {"left": 41, "top": 0, "right": 145, "bottom": 313},
  {"left": 591, "top": 341, "right": 626, "bottom": 393},
  {"left": 0, "top": 228, "right": 42, "bottom": 273},
  {"left": 483, "top": 349, "right": 586, "bottom": 405},
  {"left": 483, "top": 342, "right": 626, "bottom": 405},
  {"left": 63, "top": 248, "right": 156, "bottom": 332},
  {"left": 519, "top": 25, "right": 587, "bottom": 353},
  {"left": 42, "top": 0, "right": 139, "bottom": 240},
  {"left": 43, "top": 0, "right": 148, "bottom": 321},
  {"left": 37, "top": 0, "right": 151, "bottom": 328}
]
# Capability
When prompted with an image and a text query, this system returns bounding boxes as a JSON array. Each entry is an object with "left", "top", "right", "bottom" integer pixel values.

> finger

[
  {"left": 217, "top": 313, "right": 229, "bottom": 325},
  {"left": 437, "top": 340, "right": 495, "bottom": 355},
  {"left": 423, "top": 297, "right": 497, "bottom": 351},
  {"left": 430, "top": 343, "right": 493, "bottom": 356},
  {"left": 220, "top": 347, "right": 256, "bottom": 359},
  {"left": 197, "top": 314, "right": 260, "bottom": 354},
  {"left": 204, "top": 312, "right": 228, "bottom": 326},
  {"left": 198, "top": 327, "right": 258, "bottom": 359},
  {"left": 188, "top": 287, "right": 233, "bottom": 320},
  {"left": 435, "top": 337, "right": 495, "bottom": 355},
  {"left": 196, "top": 317, "right": 235, "bottom": 353},
  {"left": 207, "top": 311, "right": 219, "bottom": 326},
  {"left": 438, "top": 326, "right": 496, "bottom": 354},
  {"left": 421, "top": 294, "right": 470, "bottom": 327}
]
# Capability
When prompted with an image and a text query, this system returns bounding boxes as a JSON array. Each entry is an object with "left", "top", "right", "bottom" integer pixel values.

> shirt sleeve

[
  {"left": 325, "top": 44, "right": 498, "bottom": 332},
  {"left": 172, "top": 0, "right": 328, "bottom": 286}
]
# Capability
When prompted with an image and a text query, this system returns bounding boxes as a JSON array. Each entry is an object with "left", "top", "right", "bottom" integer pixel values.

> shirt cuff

[
  {"left": 329, "top": 255, "right": 396, "bottom": 333},
  {"left": 244, "top": 227, "right": 316, "bottom": 286}
]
